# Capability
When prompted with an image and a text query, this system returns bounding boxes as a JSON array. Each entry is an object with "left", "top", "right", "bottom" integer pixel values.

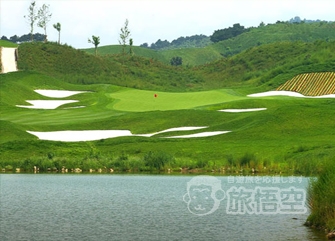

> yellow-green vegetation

[{"left": 277, "top": 72, "right": 335, "bottom": 96}]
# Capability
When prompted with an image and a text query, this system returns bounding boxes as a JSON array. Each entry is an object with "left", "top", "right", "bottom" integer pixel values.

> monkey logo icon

[{"left": 183, "top": 175, "right": 225, "bottom": 216}]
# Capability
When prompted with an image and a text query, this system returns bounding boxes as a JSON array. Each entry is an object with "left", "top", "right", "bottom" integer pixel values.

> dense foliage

[
  {"left": 1, "top": 33, "right": 46, "bottom": 43},
  {"left": 170, "top": 56, "right": 182, "bottom": 66},
  {"left": 210, "top": 23, "right": 249, "bottom": 43},
  {"left": 141, "top": 34, "right": 211, "bottom": 50}
]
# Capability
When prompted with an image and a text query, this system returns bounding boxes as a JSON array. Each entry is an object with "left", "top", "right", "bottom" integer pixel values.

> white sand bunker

[
  {"left": 16, "top": 100, "right": 78, "bottom": 109},
  {"left": 27, "top": 126, "right": 230, "bottom": 142},
  {"left": 135, "top": 126, "right": 207, "bottom": 137},
  {"left": 34, "top": 89, "right": 88, "bottom": 98},
  {"left": 248, "top": 90, "right": 305, "bottom": 97},
  {"left": 27, "top": 130, "right": 132, "bottom": 142},
  {"left": 165, "top": 131, "right": 231, "bottom": 138},
  {"left": 219, "top": 108, "right": 267, "bottom": 113},
  {"left": 248, "top": 90, "right": 335, "bottom": 98}
]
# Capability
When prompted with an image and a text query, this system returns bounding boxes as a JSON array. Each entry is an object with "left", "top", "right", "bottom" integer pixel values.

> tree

[
  {"left": 140, "top": 43, "right": 149, "bottom": 48},
  {"left": 210, "top": 23, "right": 248, "bottom": 43},
  {"left": 259, "top": 21, "right": 265, "bottom": 27},
  {"left": 88, "top": 35, "right": 100, "bottom": 56},
  {"left": 24, "top": 1, "right": 38, "bottom": 41},
  {"left": 37, "top": 4, "right": 52, "bottom": 42},
  {"left": 53, "top": 22, "right": 61, "bottom": 44},
  {"left": 119, "top": 19, "right": 131, "bottom": 54},
  {"left": 170, "top": 56, "right": 182, "bottom": 66},
  {"left": 129, "top": 38, "right": 134, "bottom": 55}
]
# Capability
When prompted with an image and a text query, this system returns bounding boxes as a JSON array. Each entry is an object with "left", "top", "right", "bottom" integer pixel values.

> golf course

[
  {"left": 1, "top": 37, "right": 335, "bottom": 175},
  {"left": 2, "top": 19, "right": 335, "bottom": 236}
]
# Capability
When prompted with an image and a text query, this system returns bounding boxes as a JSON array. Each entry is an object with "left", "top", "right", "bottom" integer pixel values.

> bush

[
  {"left": 170, "top": 56, "right": 182, "bottom": 66},
  {"left": 143, "top": 151, "right": 174, "bottom": 172}
]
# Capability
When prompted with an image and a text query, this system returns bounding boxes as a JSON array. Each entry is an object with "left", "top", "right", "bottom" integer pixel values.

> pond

[{"left": 0, "top": 174, "right": 326, "bottom": 241}]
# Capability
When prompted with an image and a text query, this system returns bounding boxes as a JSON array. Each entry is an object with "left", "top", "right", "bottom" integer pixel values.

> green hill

[
  {"left": 18, "top": 42, "right": 205, "bottom": 91},
  {"left": 197, "top": 40, "right": 335, "bottom": 91},
  {"left": 212, "top": 21, "right": 335, "bottom": 57},
  {"left": 84, "top": 21, "right": 335, "bottom": 66},
  {"left": 82, "top": 44, "right": 221, "bottom": 66},
  {"left": 82, "top": 45, "right": 167, "bottom": 63},
  {"left": 17, "top": 40, "right": 335, "bottom": 92}
]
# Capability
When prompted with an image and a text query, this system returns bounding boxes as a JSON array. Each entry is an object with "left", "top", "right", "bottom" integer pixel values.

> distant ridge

[{"left": 277, "top": 72, "right": 335, "bottom": 96}]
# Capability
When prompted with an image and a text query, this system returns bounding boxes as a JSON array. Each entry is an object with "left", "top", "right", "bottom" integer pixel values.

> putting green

[{"left": 108, "top": 89, "right": 245, "bottom": 112}]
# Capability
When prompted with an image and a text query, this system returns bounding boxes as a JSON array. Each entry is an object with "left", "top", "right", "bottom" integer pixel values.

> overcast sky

[{"left": 1, "top": 0, "right": 335, "bottom": 49}]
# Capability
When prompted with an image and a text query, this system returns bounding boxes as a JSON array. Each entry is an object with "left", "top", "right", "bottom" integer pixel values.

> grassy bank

[{"left": 306, "top": 160, "right": 335, "bottom": 238}]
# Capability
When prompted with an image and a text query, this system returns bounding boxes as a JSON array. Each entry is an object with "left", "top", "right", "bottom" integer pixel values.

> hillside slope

[
  {"left": 17, "top": 40, "right": 335, "bottom": 92},
  {"left": 212, "top": 22, "right": 335, "bottom": 57},
  {"left": 84, "top": 21, "right": 335, "bottom": 66},
  {"left": 17, "top": 42, "right": 205, "bottom": 91},
  {"left": 196, "top": 40, "right": 335, "bottom": 91}
]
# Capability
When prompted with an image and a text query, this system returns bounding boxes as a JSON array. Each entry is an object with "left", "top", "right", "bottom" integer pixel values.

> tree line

[
  {"left": 141, "top": 34, "right": 210, "bottom": 50},
  {"left": 1, "top": 33, "right": 45, "bottom": 43}
]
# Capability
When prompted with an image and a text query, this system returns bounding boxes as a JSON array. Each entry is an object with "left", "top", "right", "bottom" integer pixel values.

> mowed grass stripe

[
  {"left": 108, "top": 89, "right": 245, "bottom": 112},
  {"left": 277, "top": 72, "right": 335, "bottom": 96}
]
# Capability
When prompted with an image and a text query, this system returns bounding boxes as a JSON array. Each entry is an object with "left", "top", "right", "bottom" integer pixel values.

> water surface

[{"left": 0, "top": 174, "right": 326, "bottom": 241}]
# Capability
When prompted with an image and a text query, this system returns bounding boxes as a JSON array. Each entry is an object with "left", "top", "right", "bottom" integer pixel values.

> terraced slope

[{"left": 277, "top": 72, "right": 335, "bottom": 96}]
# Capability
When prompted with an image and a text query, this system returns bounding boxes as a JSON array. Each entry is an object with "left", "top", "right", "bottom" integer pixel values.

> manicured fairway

[{"left": 108, "top": 88, "right": 245, "bottom": 112}]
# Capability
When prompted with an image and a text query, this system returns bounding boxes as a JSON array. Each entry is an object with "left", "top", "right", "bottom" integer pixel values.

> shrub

[{"left": 143, "top": 151, "right": 174, "bottom": 172}]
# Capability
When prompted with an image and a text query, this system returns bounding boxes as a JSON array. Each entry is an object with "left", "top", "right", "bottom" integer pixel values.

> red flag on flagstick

[{"left": 154, "top": 94, "right": 158, "bottom": 98}]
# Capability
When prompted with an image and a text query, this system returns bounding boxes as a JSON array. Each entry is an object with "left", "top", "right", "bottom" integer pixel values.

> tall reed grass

[{"left": 306, "top": 158, "right": 335, "bottom": 232}]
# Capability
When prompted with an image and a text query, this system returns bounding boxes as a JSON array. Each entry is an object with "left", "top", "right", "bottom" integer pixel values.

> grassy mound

[
  {"left": 277, "top": 72, "right": 335, "bottom": 96},
  {"left": 17, "top": 42, "right": 205, "bottom": 91}
]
